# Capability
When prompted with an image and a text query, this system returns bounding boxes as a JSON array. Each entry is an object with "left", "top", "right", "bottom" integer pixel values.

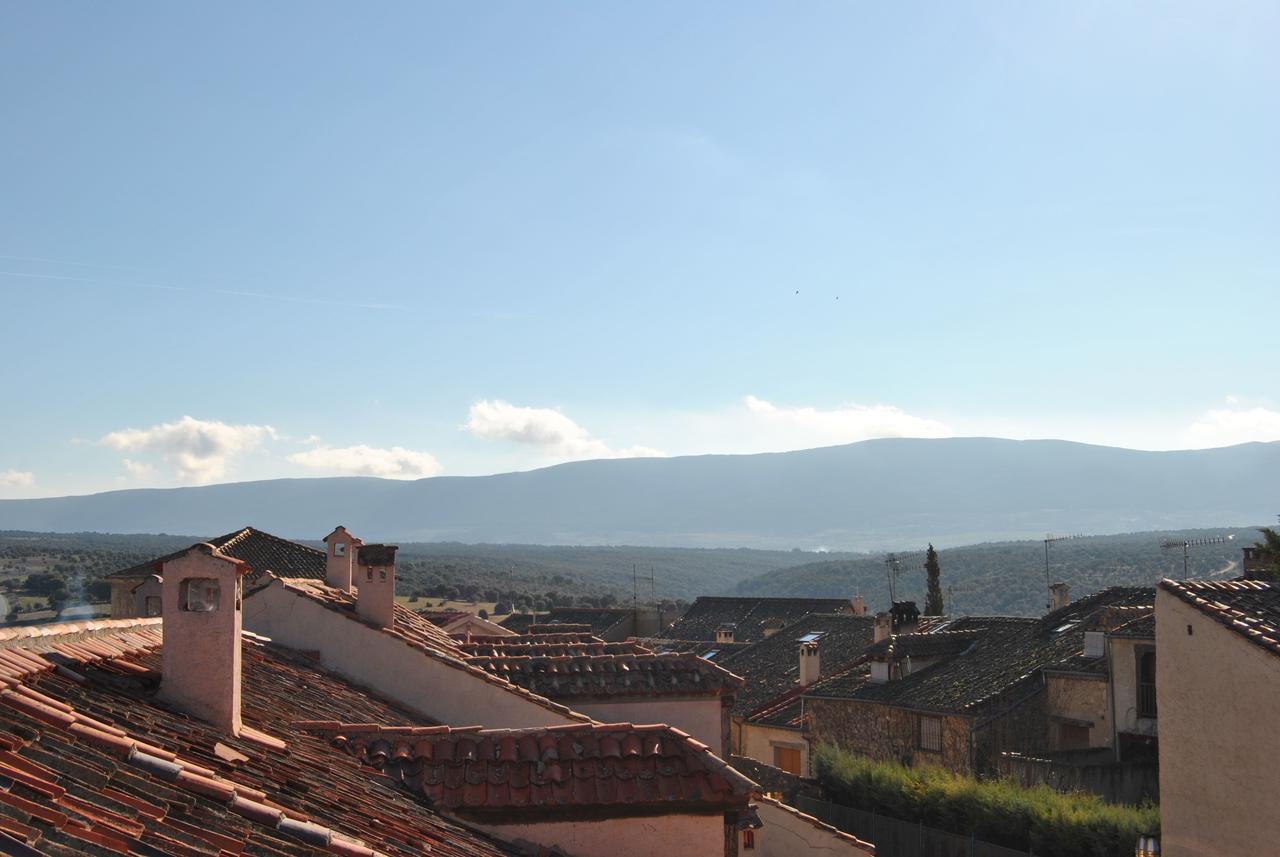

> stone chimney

[
  {"left": 158, "top": 543, "right": 249, "bottom": 735},
  {"left": 891, "top": 601, "right": 920, "bottom": 635},
  {"left": 851, "top": 595, "right": 866, "bottom": 617},
  {"left": 873, "top": 612, "right": 892, "bottom": 644},
  {"left": 799, "top": 640, "right": 820, "bottom": 686},
  {"left": 715, "top": 624, "right": 736, "bottom": 645},
  {"left": 355, "top": 543, "right": 398, "bottom": 629},
  {"left": 1049, "top": 582, "right": 1071, "bottom": 613},
  {"left": 323, "top": 525, "right": 361, "bottom": 592}
]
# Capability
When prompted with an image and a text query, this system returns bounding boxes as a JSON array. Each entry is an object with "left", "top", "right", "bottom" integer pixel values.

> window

[
  {"left": 773, "top": 745, "right": 802, "bottom": 775},
  {"left": 143, "top": 596, "right": 162, "bottom": 617},
  {"left": 742, "top": 829, "right": 756, "bottom": 850},
  {"left": 918, "top": 715, "right": 943, "bottom": 752},
  {"left": 796, "top": 631, "right": 825, "bottom": 643},
  {"left": 334, "top": 543, "right": 346, "bottom": 557},
  {"left": 1137, "top": 650, "right": 1157, "bottom": 718},
  {"left": 180, "top": 578, "right": 220, "bottom": 612}
]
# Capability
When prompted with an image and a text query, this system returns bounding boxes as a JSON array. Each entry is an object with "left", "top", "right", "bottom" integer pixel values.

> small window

[
  {"left": 180, "top": 578, "right": 220, "bottom": 612},
  {"left": 143, "top": 596, "right": 162, "bottom": 617},
  {"left": 702, "top": 650, "right": 720, "bottom": 660},
  {"left": 366, "top": 567, "right": 373, "bottom": 581},
  {"left": 742, "top": 829, "right": 756, "bottom": 850},
  {"left": 1137, "top": 650, "right": 1157, "bottom": 718},
  {"left": 797, "top": 632, "right": 825, "bottom": 643},
  {"left": 918, "top": 715, "right": 943, "bottom": 752},
  {"left": 379, "top": 567, "right": 387, "bottom": 581},
  {"left": 334, "top": 543, "right": 346, "bottom": 557}
]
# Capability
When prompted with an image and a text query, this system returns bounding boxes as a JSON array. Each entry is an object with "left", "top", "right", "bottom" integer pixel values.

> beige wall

[
  {"left": 110, "top": 578, "right": 141, "bottom": 619},
  {"left": 472, "top": 813, "right": 724, "bottom": 857},
  {"left": 571, "top": 697, "right": 724, "bottom": 755},
  {"left": 751, "top": 799, "right": 874, "bottom": 856},
  {"left": 741, "top": 722, "right": 808, "bottom": 778},
  {"left": 1109, "top": 636, "right": 1157, "bottom": 739},
  {"left": 1156, "top": 590, "right": 1280, "bottom": 857},
  {"left": 1045, "top": 673, "right": 1110, "bottom": 751},
  {"left": 244, "top": 580, "right": 579, "bottom": 728}
]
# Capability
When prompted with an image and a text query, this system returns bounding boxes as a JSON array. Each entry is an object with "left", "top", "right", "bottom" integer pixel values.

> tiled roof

[
  {"left": 108, "top": 527, "right": 326, "bottom": 583},
  {"left": 462, "top": 634, "right": 744, "bottom": 700},
  {"left": 659, "top": 597, "right": 854, "bottom": 643},
  {"left": 299, "top": 721, "right": 755, "bottom": 819},
  {"left": 495, "top": 613, "right": 548, "bottom": 634},
  {"left": 1159, "top": 578, "right": 1280, "bottom": 657},
  {"left": 0, "top": 620, "right": 519, "bottom": 856},
  {"left": 456, "top": 635, "right": 648, "bottom": 658},
  {"left": 266, "top": 579, "right": 593, "bottom": 723},
  {"left": 805, "top": 587, "right": 1154, "bottom": 714},
  {"left": 628, "top": 637, "right": 751, "bottom": 660},
  {"left": 1109, "top": 612, "right": 1156, "bottom": 639},
  {"left": 717, "top": 614, "right": 877, "bottom": 716},
  {"left": 865, "top": 629, "right": 981, "bottom": 661}
]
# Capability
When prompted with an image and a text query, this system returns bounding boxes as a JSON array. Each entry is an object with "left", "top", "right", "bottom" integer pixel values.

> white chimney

[
  {"left": 158, "top": 544, "right": 248, "bottom": 735},
  {"left": 873, "top": 613, "right": 892, "bottom": 644},
  {"left": 799, "top": 640, "right": 821, "bottom": 686},
  {"left": 1049, "top": 582, "right": 1071, "bottom": 613},
  {"left": 323, "top": 525, "right": 360, "bottom": 592},
  {"left": 1083, "top": 630, "right": 1105, "bottom": 659},
  {"left": 355, "top": 544, "right": 398, "bottom": 629},
  {"left": 851, "top": 595, "right": 866, "bottom": 616}
]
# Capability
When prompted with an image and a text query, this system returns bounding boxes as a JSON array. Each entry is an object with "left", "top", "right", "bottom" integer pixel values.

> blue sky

[{"left": 2, "top": 2, "right": 1278, "bottom": 497}]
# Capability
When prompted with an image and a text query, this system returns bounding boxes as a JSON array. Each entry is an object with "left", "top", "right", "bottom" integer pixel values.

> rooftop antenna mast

[
  {"left": 1161, "top": 534, "right": 1235, "bottom": 580},
  {"left": 882, "top": 551, "right": 927, "bottom": 605},
  {"left": 1043, "top": 534, "right": 1084, "bottom": 610}
]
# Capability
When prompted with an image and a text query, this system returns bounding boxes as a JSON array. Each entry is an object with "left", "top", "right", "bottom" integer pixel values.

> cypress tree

[{"left": 924, "top": 543, "right": 944, "bottom": 615}]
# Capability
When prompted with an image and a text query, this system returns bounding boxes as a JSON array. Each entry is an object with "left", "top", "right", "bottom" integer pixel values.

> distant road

[{"left": 1209, "top": 559, "right": 1239, "bottom": 579}]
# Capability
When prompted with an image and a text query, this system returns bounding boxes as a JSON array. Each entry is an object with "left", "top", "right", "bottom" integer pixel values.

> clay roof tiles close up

[{"left": 1159, "top": 578, "right": 1280, "bottom": 656}]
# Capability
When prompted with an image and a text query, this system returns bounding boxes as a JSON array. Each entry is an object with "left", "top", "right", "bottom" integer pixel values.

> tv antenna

[
  {"left": 1161, "top": 534, "right": 1235, "bottom": 580},
  {"left": 1042, "top": 534, "right": 1084, "bottom": 609},
  {"left": 882, "top": 551, "right": 926, "bottom": 604}
]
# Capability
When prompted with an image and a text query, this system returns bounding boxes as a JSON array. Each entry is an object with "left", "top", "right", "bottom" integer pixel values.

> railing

[{"left": 796, "top": 795, "right": 1032, "bottom": 857}]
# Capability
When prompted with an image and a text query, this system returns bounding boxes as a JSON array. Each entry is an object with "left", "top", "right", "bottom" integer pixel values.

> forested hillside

[{"left": 734, "top": 527, "right": 1261, "bottom": 616}]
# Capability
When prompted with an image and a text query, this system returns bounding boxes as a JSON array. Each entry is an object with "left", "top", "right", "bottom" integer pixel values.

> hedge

[{"left": 812, "top": 744, "right": 1158, "bottom": 857}]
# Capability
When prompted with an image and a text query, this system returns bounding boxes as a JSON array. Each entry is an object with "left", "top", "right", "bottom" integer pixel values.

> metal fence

[{"left": 795, "top": 795, "right": 1032, "bottom": 857}]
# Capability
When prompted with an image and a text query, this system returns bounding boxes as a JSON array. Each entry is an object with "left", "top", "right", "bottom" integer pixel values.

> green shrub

[{"left": 813, "top": 745, "right": 1158, "bottom": 857}]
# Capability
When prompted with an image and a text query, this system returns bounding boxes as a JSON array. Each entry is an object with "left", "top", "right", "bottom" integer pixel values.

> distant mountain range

[{"left": 1, "top": 438, "right": 1276, "bottom": 550}]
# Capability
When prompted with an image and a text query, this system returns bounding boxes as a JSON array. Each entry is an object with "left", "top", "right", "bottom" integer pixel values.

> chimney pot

[
  {"left": 799, "top": 640, "right": 821, "bottom": 686},
  {"left": 355, "top": 544, "right": 398, "bottom": 629},
  {"left": 851, "top": 595, "right": 866, "bottom": 617},
  {"left": 715, "top": 625, "right": 736, "bottom": 644},
  {"left": 323, "top": 526, "right": 358, "bottom": 592},
  {"left": 1049, "top": 582, "right": 1071, "bottom": 613},
  {"left": 158, "top": 543, "right": 248, "bottom": 735},
  {"left": 873, "top": 613, "right": 892, "bottom": 644}
]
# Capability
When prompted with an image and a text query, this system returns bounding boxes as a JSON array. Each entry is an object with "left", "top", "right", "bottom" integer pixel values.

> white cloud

[
  {"left": 1185, "top": 405, "right": 1280, "bottom": 448},
  {"left": 0, "top": 470, "right": 35, "bottom": 488},
  {"left": 465, "top": 400, "right": 664, "bottom": 461},
  {"left": 288, "top": 444, "right": 442, "bottom": 479},
  {"left": 121, "top": 459, "right": 156, "bottom": 480},
  {"left": 740, "top": 395, "right": 954, "bottom": 447},
  {"left": 99, "top": 416, "right": 277, "bottom": 484}
]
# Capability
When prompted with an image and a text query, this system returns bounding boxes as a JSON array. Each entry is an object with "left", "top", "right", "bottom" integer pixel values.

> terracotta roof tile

[
  {"left": 301, "top": 720, "right": 755, "bottom": 820},
  {"left": 1159, "top": 578, "right": 1280, "bottom": 656},
  {"left": 0, "top": 626, "right": 521, "bottom": 856}
]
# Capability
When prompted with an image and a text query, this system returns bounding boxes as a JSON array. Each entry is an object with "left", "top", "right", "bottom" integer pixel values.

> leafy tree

[
  {"left": 48, "top": 589, "right": 69, "bottom": 616},
  {"left": 924, "top": 544, "right": 944, "bottom": 616},
  {"left": 478, "top": 609, "right": 490, "bottom": 619},
  {"left": 86, "top": 579, "right": 112, "bottom": 602},
  {"left": 1249, "top": 528, "right": 1280, "bottom": 580}
]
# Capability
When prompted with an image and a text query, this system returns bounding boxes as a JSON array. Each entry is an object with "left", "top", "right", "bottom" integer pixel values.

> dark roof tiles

[
  {"left": 108, "top": 527, "right": 325, "bottom": 583},
  {"left": 660, "top": 596, "right": 855, "bottom": 643}
]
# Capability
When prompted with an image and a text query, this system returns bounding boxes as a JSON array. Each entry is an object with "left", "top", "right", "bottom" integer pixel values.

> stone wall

[{"left": 806, "top": 697, "right": 973, "bottom": 774}]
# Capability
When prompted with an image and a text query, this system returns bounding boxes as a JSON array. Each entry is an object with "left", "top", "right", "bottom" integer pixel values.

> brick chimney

[
  {"left": 323, "top": 525, "right": 360, "bottom": 592},
  {"left": 355, "top": 544, "right": 398, "bottom": 629},
  {"left": 851, "top": 595, "right": 866, "bottom": 617},
  {"left": 1049, "top": 582, "right": 1071, "bottom": 613},
  {"left": 799, "top": 640, "right": 820, "bottom": 686},
  {"left": 873, "top": 612, "right": 892, "bottom": 644},
  {"left": 158, "top": 543, "right": 249, "bottom": 735}
]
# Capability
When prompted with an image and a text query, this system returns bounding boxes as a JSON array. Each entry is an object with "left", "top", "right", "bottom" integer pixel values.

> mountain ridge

[{"left": 2, "top": 437, "right": 1276, "bottom": 549}]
